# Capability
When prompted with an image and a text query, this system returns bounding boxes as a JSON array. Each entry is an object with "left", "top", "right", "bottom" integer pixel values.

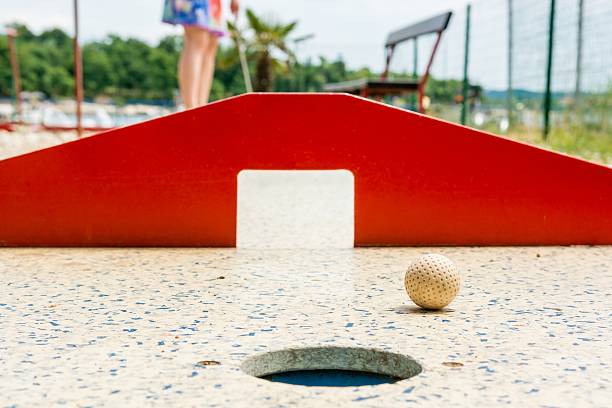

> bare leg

[
  {"left": 178, "top": 26, "right": 209, "bottom": 109},
  {"left": 197, "top": 32, "right": 219, "bottom": 105}
]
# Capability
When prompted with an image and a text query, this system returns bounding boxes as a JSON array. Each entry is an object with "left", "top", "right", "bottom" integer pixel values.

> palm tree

[{"left": 229, "top": 9, "right": 299, "bottom": 92}]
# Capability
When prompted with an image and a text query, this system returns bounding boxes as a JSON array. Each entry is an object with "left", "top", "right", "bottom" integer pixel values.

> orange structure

[
  {"left": 0, "top": 123, "right": 15, "bottom": 132},
  {"left": 0, "top": 93, "right": 610, "bottom": 247}
]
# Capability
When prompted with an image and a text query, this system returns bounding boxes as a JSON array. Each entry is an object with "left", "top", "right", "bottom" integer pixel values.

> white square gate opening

[{"left": 237, "top": 170, "right": 354, "bottom": 249}]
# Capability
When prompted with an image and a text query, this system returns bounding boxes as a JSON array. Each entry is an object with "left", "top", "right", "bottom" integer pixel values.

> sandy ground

[{"left": 0, "top": 127, "right": 80, "bottom": 161}]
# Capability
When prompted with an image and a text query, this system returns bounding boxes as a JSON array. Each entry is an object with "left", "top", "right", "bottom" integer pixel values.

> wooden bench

[{"left": 324, "top": 11, "right": 453, "bottom": 113}]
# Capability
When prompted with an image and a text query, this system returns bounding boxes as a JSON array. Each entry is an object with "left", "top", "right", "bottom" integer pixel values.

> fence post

[
  {"left": 6, "top": 30, "right": 22, "bottom": 123},
  {"left": 73, "top": 0, "right": 83, "bottom": 138},
  {"left": 461, "top": 4, "right": 471, "bottom": 126},
  {"left": 575, "top": 0, "right": 584, "bottom": 104},
  {"left": 507, "top": 0, "right": 513, "bottom": 127},
  {"left": 412, "top": 38, "right": 418, "bottom": 110},
  {"left": 543, "top": 0, "right": 556, "bottom": 139}
]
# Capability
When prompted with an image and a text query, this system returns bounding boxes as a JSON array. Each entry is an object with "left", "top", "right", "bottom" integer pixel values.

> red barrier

[
  {"left": 0, "top": 122, "right": 15, "bottom": 132},
  {"left": 0, "top": 93, "right": 610, "bottom": 247}
]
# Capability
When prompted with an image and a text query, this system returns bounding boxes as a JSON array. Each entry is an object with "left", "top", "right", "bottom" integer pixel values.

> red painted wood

[
  {"left": 0, "top": 123, "right": 14, "bottom": 132},
  {"left": 0, "top": 93, "right": 610, "bottom": 247},
  {"left": 418, "top": 31, "right": 444, "bottom": 113}
]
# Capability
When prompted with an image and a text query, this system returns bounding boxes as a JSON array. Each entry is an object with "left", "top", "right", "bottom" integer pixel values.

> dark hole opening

[
  {"left": 262, "top": 369, "right": 402, "bottom": 387},
  {"left": 241, "top": 346, "right": 422, "bottom": 388}
]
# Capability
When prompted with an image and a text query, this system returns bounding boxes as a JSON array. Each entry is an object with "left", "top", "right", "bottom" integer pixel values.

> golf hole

[
  {"left": 241, "top": 346, "right": 422, "bottom": 387},
  {"left": 237, "top": 170, "right": 355, "bottom": 249}
]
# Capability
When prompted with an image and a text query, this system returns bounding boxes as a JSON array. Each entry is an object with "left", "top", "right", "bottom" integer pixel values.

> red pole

[
  {"left": 6, "top": 29, "right": 22, "bottom": 123},
  {"left": 380, "top": 45, "right": 395, "bottom": 81},
  {"left": 73, "top": 0, "right": 83, "bottom": 137},
  {"left": 418, "top": 31, "right": 444, "bottom": 114}
]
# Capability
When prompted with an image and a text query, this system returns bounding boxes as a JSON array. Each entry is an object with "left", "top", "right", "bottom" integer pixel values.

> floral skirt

[{"left": 162, "top": 0, "right": 225, "bottom": 36}]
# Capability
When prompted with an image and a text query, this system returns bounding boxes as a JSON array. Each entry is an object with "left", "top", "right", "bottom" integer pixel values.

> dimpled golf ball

[{"left": 404, "top": 254, "right": 461, "bottom": 310}]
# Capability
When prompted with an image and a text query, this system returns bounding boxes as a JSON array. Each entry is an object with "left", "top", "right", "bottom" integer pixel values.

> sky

[{"left": 1, "top": 0, "right": 470, "bottom": 71}]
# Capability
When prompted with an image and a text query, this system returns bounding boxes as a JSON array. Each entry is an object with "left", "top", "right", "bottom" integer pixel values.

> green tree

[
  {"left": 233, "top": 9, "right": 298, "bottom": 92},
  {"left": 214, "top": 45, "right": 247, "bottom": 97},
  {"left": 41, "top": 65, "right": 73, "bottom": 96},
  {"left": 0, "top": 35, "right": 12, "bottom": 97},
  {"left": 7, "top": 23, "right": 35, "bottom": 41},
  {"left": 1, "top": 22, "right": 479, "bottom": 105},
  {"left": 83, "top": 43, "right": 113, "bottom": 96}
]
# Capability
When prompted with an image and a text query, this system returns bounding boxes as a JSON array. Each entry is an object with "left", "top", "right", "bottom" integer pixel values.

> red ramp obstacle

[
  {"left": 0, "top": 93, "right": 610, "bottom": 247},
  {"left": 0, "top": 122, "right": 15, "bottom": 132}
]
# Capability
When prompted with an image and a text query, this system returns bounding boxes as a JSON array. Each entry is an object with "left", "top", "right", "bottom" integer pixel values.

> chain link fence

[{"left": 390, "top": 0, "right": 611, "bottom": 162}]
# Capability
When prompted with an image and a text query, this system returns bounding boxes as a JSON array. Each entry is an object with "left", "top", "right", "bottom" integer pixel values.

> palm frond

[
  {"left": 279, "top": 21, "right": 298, "bottom": 37},
  {"left": 292, "top": 34, "right": 315, "bottom": 44},
  {"left": 246, "top": 9, "right": 267, "bottom": 34}
]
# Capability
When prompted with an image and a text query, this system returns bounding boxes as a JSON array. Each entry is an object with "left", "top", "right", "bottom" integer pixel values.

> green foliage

[
  {"left": 0, "top": 23, "right": 368, "bottom": 101},
  {"left": 547, "top": 126, "right": 611, "bottom": 163},
  {"left": 549, "top": 85, "right": 612, "bottom": 162},
  {"left": 0, "top": 36, "right": 12, "bottom": 96},
  {"left": 427, "top": 78, "right": 464, "bottom": 103},
  {"left": 274, "top": 57, "right": 353, "bottom": 92},
  {"left": 230, "top": 9, "right": 298, "bottom": 92},
  {"left": 0, "top": 23, "right": 181, "bottom": 101},
  {"left": 0, "top": 22, "right": 466, "bottom": 103},
  {"left": 1, "top": 24, "right": 73, "bottom": 98}
]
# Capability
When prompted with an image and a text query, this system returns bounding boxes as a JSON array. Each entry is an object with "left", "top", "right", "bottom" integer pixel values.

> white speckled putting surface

[{"left": 1, "top": 172, "right": 611, "bottom": 407}]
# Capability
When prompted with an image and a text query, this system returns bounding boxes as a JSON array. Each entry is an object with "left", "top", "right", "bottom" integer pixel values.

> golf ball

[{"left": 404, "top": 254, "right": 461, "bottom": 310}]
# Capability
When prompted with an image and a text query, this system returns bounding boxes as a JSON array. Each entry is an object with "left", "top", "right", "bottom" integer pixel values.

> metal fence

[{"left": 390, "top": 0, "right": 612, "bottom": 141}]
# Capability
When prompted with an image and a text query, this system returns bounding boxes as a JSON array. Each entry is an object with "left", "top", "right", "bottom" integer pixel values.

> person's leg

[
  {"left": 178, "top": 26, "right": 209, "bottom": 109},
  {"left": 197, "top": 32, "right": 219, "bottom": 105}
]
